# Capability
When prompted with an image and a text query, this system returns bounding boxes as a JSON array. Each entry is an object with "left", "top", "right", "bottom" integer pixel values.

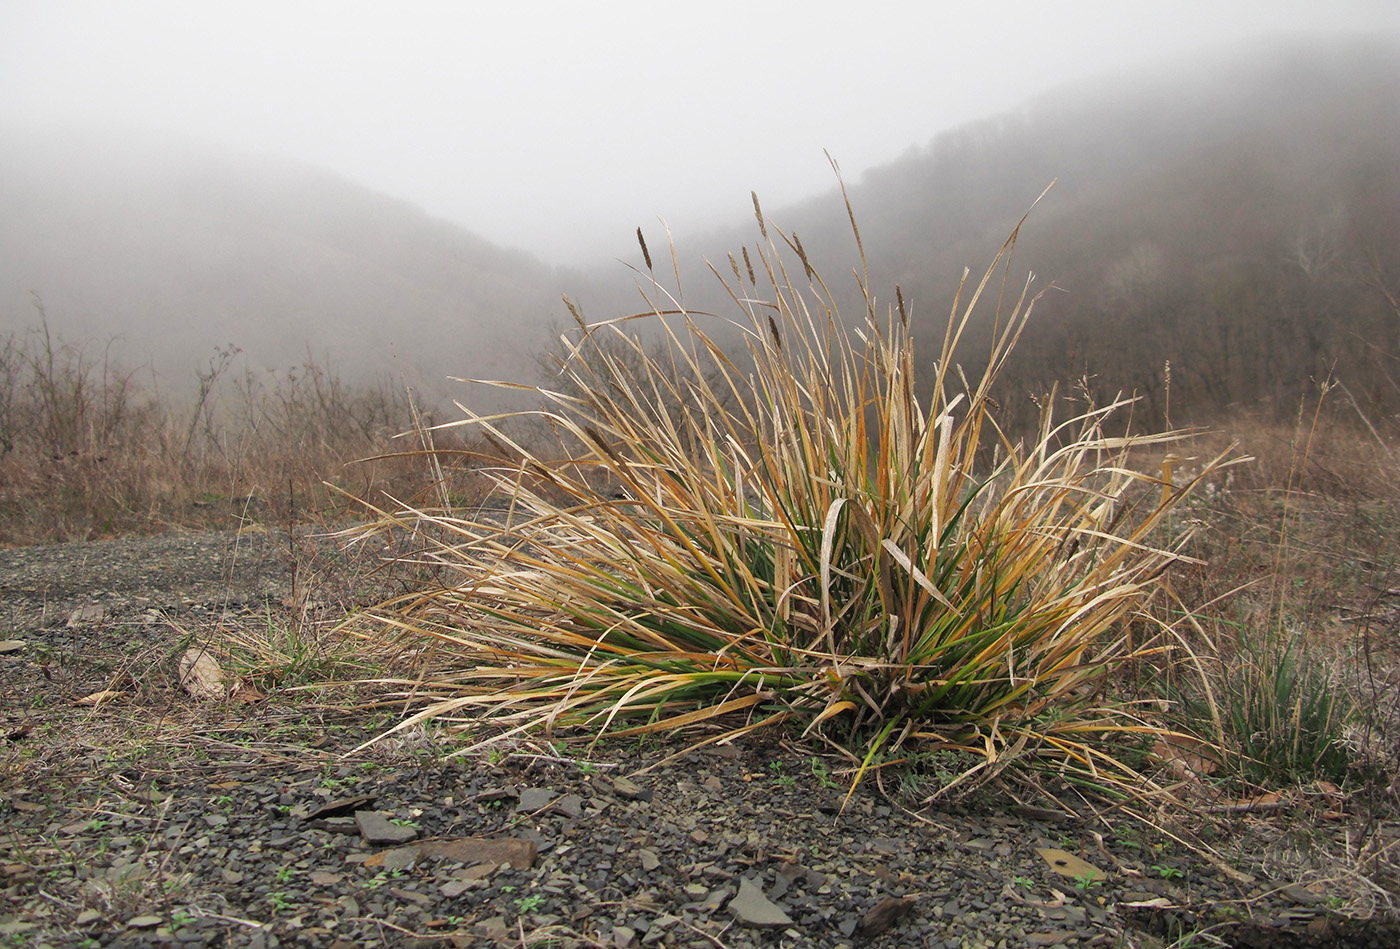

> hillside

[
  {"left": 665, "top": 36, "right": 1400, "bottom": 429},
  {"left": 3, "top": 36, "right": 1397, "bottom": 428},
  {"left": 0, "top": 130, "right": 614, "bottom": 409}
]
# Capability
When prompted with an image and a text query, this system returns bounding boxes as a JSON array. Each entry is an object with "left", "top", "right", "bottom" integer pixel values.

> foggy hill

[
  {"left": 663, "top": 35, "right": 1400, "bottom": 427},
  {"left": 0, "top": 129, "right": 615, "bottom": 409},
  {"left": 3, "top": 35, "right": 1397, "bottom": 428}
]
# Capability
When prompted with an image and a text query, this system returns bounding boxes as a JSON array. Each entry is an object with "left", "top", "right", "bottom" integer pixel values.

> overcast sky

[{"left": 2, "top": 1, "right": 1396, "bottom": 265}]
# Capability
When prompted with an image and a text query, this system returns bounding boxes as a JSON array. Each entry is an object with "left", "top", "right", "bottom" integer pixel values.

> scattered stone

[
  {"left": 1281, "top": 883, "right": 1325, "bottom": 905},
  {"left": 638, "top": 848, "right": 661, "bottom": 872},
  {"left": 0, "top": 640, "right": 25, "bottom": 654},
  {"left": 868, "top": 837, "right": 902, "bottom": 854},
  {"left": 552, "top": 793, "right": 584, "bottom": 819},
  {"left": 74, "top": 910, "right": 102, "bottom": 927},
  {"left": 440, "top": 878, "right": 474, "bottom": 898},
  {"left": 362, "top": 845, "right": 421, "bottom": 870},
  {"left": 859, "top": 895, "right": 916, "bottom": 936},
  {"left": 126, "top": 916, "right": 162, "bottom": 929},
  {"left": 453, "top": 862, "right": 501, "bottom": 881},
  {"left": 1027, "top": 932, "right": 1078, "bottom": 947},
  {"left": 518, "top": 787, "right": 557, "bottom": 812},
  {"left": 390, "top": 886, "right": 434, "bottom": 907},
  {"left": 727, "top": 876, "right": 794, "bottom": 928},
  {"left": 67, "top": 605, "right": 107, "bottom": 627},
  {"left": 612, "top": 924, "right": 637, "bottom": 947},
  {"left": 305, "top": 796, "right": 376, "bottom": 820},
  {"left": 355, "top": 810, "right": 418, "bottom": 845},
  {"left": 310, "top": 816, "right": 360, "bottom": 835},
  {"left": 609, "top": 776, "right": 650, "bottom": 801},
  {"left": 364, "top": 836, "right": 538, "bottom": 871}
]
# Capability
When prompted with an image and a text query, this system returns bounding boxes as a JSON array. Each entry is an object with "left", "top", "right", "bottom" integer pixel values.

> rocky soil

[{"left": 2, "top": 528, "right": 1398, "bottom": 948}]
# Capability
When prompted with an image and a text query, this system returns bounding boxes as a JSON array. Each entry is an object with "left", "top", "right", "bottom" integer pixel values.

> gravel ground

[{"left": 3, "top": 529, "right": 1398, "bottom": 948}]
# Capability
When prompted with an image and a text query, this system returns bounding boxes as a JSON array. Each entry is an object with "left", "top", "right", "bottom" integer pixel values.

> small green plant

[
  {"left": 268, "top": 891, "right": 292, "bottom": 912},
  {"left": 1074, "top": 872, "right": 1102, "bottom": 890},
  {"left": 769, "top": 761, "right": 796, "bottom": 788},
  {"left": 1012, "top": 875, "right": 1034, "bottom": 889},
  {"left": 578, "top": 761, "right": 598, "bottom": 776},
  {"left": 1153, "top": 864, "right": 1184, "bottom": 880},
  {"left": 1219, "top": 624, "right": 1354, "bottom": 785},
  {"left": 515, "top": 893, "right": 545, "bottom": 914},
  {"left": 810, "top": 757, "right": 838, "bottom": 789},
  {"left": 388, "top": 817, "right": 419, "bottom": 828},
  {"left": 275, "top": 864, "right": 294, "bottom": 884}
]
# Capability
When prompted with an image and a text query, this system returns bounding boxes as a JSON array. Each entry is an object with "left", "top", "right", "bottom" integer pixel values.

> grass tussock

[{"left": 346, "top": 191, "right": 1238, "bottom": 798}]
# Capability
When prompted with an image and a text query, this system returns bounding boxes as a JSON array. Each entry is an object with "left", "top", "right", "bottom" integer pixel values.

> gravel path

[{"left": 2, "top": 530, "right": 1398, "bottom": 948}]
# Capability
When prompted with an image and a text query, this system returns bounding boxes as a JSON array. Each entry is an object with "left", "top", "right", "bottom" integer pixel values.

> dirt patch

[{"left": 2, "top": 531, "right": 1397, "bottom": 948}]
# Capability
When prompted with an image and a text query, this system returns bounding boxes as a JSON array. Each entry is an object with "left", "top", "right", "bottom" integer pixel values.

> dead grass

[{"left": 0, "top": 309, "right": 493, "bottom": 545}]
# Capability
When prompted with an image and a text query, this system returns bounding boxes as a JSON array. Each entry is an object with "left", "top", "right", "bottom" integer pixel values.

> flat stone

[
  {"left": 727, "top": 876, "right": 794, "bottom": 928},
  {"left": 127, "top": 916, "right": 163, "bottom": 929},
  {"left": 638, "top": 848, "right": 661, "bottom": 872},
  {"left": 363, "top": 845, "right": 421, "bottom": 870},
  {"left": 440, "top": 879, "right": 475, "bottom": 898},
  {"left": 355, "top": 810, "right": 418, "bottom": 845},
  {"left": 67, "top": 605, "right": 107, "bottom": 627},
  {"left": 518, "top": 787, "right": 557, "bottom": 812},
  {"left": 0, "top": 640, "right": 25, "bottom": 654},
  {"left": 305, "top": 796, "right": 376, "bottom": 820},
  {"left": 609, "top": 776, "right": 650, "bottom": 801},
  {"left": 552, "top": 793, "right": 584, "bottom": 819}
]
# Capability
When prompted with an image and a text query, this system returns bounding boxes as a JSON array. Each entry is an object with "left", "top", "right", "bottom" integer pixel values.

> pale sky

[{"left": 2, "top": 0, "right": 1396, "bottom": 265}]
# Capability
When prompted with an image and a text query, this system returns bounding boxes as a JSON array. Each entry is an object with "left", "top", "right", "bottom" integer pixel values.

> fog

[{"left": 3, "top": 0, "right": 1395, "bottom": 265}]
